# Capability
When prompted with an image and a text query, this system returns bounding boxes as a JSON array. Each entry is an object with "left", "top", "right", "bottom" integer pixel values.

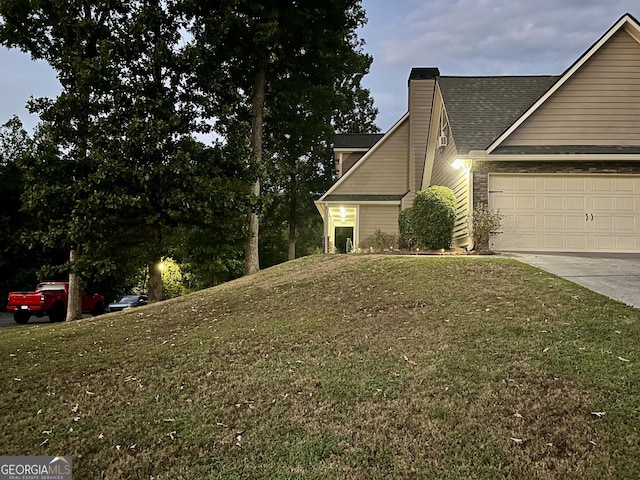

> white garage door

[{"left": 488, "top": 174, "right": 640, "bottom": 252}]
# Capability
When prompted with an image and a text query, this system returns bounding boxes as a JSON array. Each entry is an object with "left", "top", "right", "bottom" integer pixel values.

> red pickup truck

[{"left": 7, "top": 282, "right": 105, "bottom": 324}]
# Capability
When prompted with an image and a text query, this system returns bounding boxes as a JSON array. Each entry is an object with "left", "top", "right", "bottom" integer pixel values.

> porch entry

[{"left": 327, "top": 206, "right": 357, "bottom": 253}]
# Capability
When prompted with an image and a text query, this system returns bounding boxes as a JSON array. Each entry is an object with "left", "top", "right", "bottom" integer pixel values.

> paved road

[
  {"left": 504, "top": 252, "right": 640, "bottom": 308},
  {"left": 0, "top": 312, "right": 52, "bottom": 328},
  {"left": 0, "top": 312, "right": 93, "bottom": 328}
]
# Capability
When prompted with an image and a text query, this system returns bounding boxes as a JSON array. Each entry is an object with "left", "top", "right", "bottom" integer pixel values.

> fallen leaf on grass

[
  {"left": 513, "top": 412, "right": 523, "bottom": 419},
  {"left": 510, "top": 437, "right": 524, "bottom": 444},
  {"left": 618, "top": 356, "right": 630, "bottom": 362},
  {"left": 39, "top": 439, "right": 48, "bottom": 447},
  {"left": 167, "top": 431, "right": 176, "bottom": 440},
  {"left": 591, "top": 411, "right": 606, "bottom": 418},
  {"left": 589, "top": 440, "right": 597, "bottom": 446},
  {"left": 71, "top": 404, "right": 79, "bottom": 413},
  {"left": 403, "top": 355, "right": 417, "bottom": 366},
  {"left": 98, "top": 433, "right": 104, "bottom": 440}
]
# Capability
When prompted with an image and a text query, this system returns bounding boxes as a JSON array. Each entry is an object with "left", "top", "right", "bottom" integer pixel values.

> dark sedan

[{"left": 107, "top": 295, "right": 148, "bottom": 313}]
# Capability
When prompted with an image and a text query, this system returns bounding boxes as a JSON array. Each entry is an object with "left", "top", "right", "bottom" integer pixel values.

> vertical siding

[
  {"left": 407, "top": 79, "right": 436, "bottom": 205},
  {"left": 503, "top": 30, "right": 640, "bottom": 146},
  {"left": 332, "top": 119, "right": 409, "bottom": 195},
  {"left": 358, "top": 205, "right": 400, "bottom": 244}
]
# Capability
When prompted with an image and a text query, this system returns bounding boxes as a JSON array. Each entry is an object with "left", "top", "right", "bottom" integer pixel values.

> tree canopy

[{"left": 0, "top": 0, "right": 378, "bottom": 304}]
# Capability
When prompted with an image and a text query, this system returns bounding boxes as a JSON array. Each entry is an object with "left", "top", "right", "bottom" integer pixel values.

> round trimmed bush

[{"left": 411, "top": 186, "right": 456, "bottom": 249}]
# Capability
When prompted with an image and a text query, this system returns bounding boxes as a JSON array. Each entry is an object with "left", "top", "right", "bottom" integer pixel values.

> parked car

[
  {"left": 7, "top": 282, "right": 105, "bottom": 324},
  {"left": 107, "top": 295, "right": 148, "bottom": 313}
]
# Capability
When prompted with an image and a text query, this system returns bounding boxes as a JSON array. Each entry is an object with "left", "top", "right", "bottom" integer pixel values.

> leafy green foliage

[
  {"left": 411, "top": 186, "right": 457, "bottom": 250},
  {"left": 398, "top": 207, "right": 416, "bottom": 250},
  {"left": 468, "top": 203, "right": 505, "bottom": 252},
  {"left": 360, "top": 229, "right": 397, "bottom": 253}
]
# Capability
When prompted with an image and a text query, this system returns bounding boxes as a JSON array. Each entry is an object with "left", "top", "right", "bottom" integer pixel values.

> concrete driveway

[{"left": 504, "top": 252, "right": 640, "bottom": 308}]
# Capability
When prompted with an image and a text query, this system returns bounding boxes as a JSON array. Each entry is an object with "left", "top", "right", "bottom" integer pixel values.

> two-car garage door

[{"left": 489, "top": 174, "right": 640, "bottom": 252}]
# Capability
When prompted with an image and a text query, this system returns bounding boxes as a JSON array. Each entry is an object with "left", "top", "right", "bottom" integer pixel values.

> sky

[{"left": 1, "top": 1, "right": 639, "bottom": 133}]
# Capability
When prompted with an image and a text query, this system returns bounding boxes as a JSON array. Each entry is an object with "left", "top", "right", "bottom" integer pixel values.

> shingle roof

[
  {"left": 438, "top": 76, "right": 560, "bottom": 154},
  {"left": 333, "top": 133, "right": 384, "bottom": 149}
]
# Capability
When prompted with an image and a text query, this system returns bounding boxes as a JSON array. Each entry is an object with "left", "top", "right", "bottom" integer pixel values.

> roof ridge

[{"left": 439, "top": 75, "right": 560, "bottom": 79}]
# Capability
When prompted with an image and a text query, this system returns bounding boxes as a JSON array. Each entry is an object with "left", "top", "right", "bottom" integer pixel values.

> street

[{"left": 0, "top": 311, "right": 52, "bottom": 327}]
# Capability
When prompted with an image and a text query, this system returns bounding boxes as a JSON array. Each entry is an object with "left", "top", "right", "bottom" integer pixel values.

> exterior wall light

[{"left": 451, "top": 158, "right": 468, "bottom": 170}]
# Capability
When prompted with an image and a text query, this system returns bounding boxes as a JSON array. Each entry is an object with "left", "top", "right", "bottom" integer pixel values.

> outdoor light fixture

[
  {"left": 340, "top": 207, "right": 346, "bottom": 222},
  {"left": 451, "top": 158, "right": 472, "bottom": 171}
]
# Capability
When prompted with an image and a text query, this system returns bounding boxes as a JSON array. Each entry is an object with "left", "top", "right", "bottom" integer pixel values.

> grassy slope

[{"left": 1, "top": 255, "right": 639, "bottom": 479}]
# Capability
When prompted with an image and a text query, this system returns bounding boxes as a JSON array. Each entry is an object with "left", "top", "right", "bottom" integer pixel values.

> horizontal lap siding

[
  {"left": 430, "top": 138, "right": 470, "bottom": 245},
  {"left": 503, "top": 30, "right": 640, "bottom": 146},
  {"left": 332, "top": 120, "right": 409, "bottom": 195},
  {"left": 342, "top": 152, "right": 364, "bottom": 175},
  {"left": 408, "top": 79, "right": 436, "bottom": 205},
  {"left": 359, "top": 205, "right": 400, "bottom": 244}
]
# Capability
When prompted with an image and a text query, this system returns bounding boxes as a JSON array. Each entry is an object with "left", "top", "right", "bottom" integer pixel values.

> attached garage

[{"left": 489, "top": 174, "right": 640, "bottom": 252}]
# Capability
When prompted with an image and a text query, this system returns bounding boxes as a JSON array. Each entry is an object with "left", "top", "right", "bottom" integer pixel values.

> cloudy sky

[{"left": 1, "top": 1, "right": 639, "bottom": 132}]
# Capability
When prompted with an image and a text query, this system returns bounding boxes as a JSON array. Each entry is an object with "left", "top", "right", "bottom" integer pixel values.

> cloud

[
  {"left": 360, "top": 0, "right": 640, "bottom": 129},
  {"left": 376, "top": 0, "right": 637, "bottom": 74}
]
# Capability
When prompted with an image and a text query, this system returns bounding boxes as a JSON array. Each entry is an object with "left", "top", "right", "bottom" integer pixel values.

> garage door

[{"left": 488, "top": 174, "right": 640, "bottom": 252}]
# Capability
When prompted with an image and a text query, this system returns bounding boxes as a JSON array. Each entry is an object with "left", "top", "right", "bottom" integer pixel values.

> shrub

[
  {"left": 360, "top": 229, "right": 397, "bottom": 253},
  {"left": 411, "top": 186, "right": 456, "bottom": 250},
  {"left": 398, "top": 208, "right": 415, "bottom": 249},
  {"left": 467, "top": 203, "right": 504, "bottom": 252}
]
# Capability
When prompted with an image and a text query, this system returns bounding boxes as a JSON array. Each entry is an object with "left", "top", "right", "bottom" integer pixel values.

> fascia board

[
  {"left": 486, "top": 14, "right": 639, "bottom": 154},
  {"left": 318, "top": 112, "right": 410, "bottom": 202},
  {"left": 486, "top": 153, "right": 640, "bottom": 162}
]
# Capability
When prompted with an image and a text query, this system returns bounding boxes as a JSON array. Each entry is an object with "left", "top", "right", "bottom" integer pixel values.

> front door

[{"left": 334, "top": 226, "right": 354, "bottom": 253}]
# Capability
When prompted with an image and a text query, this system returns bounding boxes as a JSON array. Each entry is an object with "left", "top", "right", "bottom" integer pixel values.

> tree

[
  {"left": 0, "top": 1, "right": 122, "bottom": 319},
  {"left": 2, "top": 1, "right": 250, "bottom": 307},
  {"left": 0, "top": 117, "right": 37, "bottom": 308},
  {"left": 186, "top": 0, "right": 374, "bottom": 272}
]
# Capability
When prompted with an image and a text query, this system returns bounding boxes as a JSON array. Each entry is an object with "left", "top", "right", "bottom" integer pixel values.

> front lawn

[{"left": 1, "top": 255, "right": 638, "bottom": 479}]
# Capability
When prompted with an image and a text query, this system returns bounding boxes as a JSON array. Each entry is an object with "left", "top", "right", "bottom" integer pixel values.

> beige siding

[
  {"left": 408, "top": 79, "right": 436, "bottom": 205},
  {"left": 358, "top": 205, "right": 400, "bottom": 245},
  {"left": 430, "top": 136, "right": 471, "bottom": 245},
  {"left": 342, "top": 152, "right": 364, "bottom": 175},
  {"left": 332, "top": 119, "right": 409, "bottom": 195},
  {"left": 504, "top": 30, "right": 640, "bottom": 146}
]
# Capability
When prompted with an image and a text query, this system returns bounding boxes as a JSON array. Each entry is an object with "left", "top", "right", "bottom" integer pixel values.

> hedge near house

[
  {"left": 398, "top": 207, "right": 415, "bottom": 249},
  {"left": 411, "top": 186, "right": 456, "bottom": 249}
]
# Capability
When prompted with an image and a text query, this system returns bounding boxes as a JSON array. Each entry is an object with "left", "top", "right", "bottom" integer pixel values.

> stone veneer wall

[{"left": 472, "top": 161, "right": 640, "bottom": 206}]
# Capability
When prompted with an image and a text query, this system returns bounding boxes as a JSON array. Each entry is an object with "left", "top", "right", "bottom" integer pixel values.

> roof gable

[
  {"left": 319, "top": 113, "right": 409, "bottom": 201},
  {"left": 487, "top": 13, "right": 640, "bottom": 153}
]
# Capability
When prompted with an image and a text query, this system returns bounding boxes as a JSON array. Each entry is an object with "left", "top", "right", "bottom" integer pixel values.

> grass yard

[{"left": 1, "top": 254, "right": 638, "bottom": 479}]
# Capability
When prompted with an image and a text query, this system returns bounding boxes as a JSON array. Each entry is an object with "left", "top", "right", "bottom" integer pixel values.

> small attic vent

[{"left": 437, "top": 135, "right": 448, "bottom": 149}]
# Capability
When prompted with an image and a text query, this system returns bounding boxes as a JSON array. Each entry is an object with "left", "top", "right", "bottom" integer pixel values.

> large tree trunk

[
  {"left": 66, "top": 247, "right": 83, "bottom": 321},
  {"left": 288, "top": 224, "right": 296, "bottom": 261},
  {"left": 244, "top": 63, "right": 266, "bottom": 275},
  {"left": 148, "top": 256, "right": 163, "bottom": 303},
  {"left": 148, "top": 224, "right": 163, "bottom": 303}
]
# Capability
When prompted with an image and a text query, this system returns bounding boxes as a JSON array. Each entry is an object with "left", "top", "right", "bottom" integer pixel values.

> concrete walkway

[{"left": 503, "top": 252, "right": 640, "bottom": 308}]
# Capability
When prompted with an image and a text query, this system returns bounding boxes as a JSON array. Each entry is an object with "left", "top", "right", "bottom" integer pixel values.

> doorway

[{"left": 334, "top": 226, "right": 354, "bottom": 253}]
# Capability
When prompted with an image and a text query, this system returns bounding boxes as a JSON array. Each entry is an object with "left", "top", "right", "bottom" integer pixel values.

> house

[{"left": 316, "top": 13, "right": 640, "bottom": 253}]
